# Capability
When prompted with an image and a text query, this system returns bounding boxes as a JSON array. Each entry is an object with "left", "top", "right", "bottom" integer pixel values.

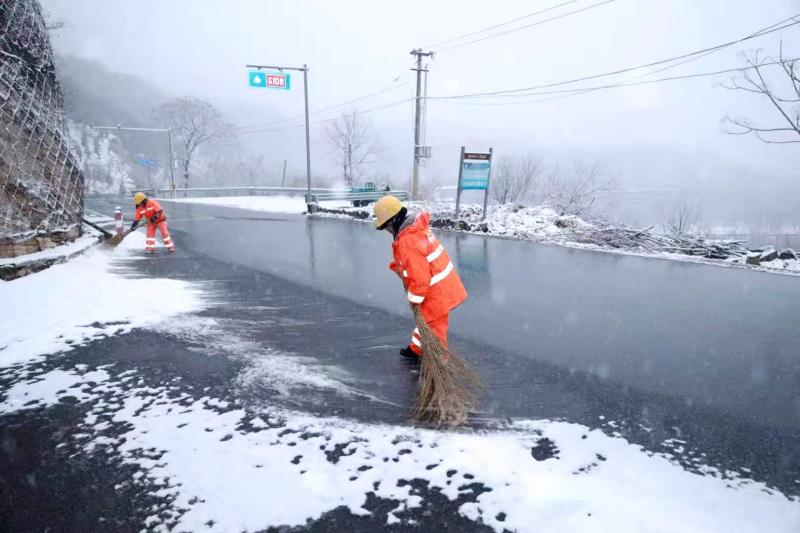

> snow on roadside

[
  {"left": 728, "top": 255, "right": 800, "bottom": 274},
  {"left": 315, "top": 201, "right": 589, "bottom": 239},
  {"left": 164, "top": 195, "right": 350, "bottom": 214},
  {"left": 2, "top": 366, "right": 797, "bottom": 532},
  {"left": 316, "top": 201, "right": 800, "bottom": 276},
  {"left": 0, "top": 231, "right": 101, "bottom": 268},
  {"left": 0, "top": 232, "right": 206, "bottom": 368}
]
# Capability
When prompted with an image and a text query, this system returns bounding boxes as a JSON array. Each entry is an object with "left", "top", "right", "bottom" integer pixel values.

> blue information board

[
  {"left": 455, "top": 147, "right": 492, "bottom": 221},
  {"left": 460, "top": 161, "right": 491, "bottom": 190}
]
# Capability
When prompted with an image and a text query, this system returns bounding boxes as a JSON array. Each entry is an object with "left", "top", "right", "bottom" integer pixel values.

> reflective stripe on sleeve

[
  {"left": 430, "top": 261, "right": 454, "bottom": 286},
  {"left": 411, "top": 336, "right": 422, "bottom": 348},
  {"left": 426, "top": 244, "right": 444, "bottom": 263},
  {"left": 402, "top": 270, "right": 408, "bottom": 278},
  {"left": 407, "top": 291, "right": 425, "bottom": 304}
]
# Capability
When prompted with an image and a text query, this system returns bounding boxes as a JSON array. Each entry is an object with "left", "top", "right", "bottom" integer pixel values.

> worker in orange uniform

[
  {"left": 130, "top": 192, "right": 175, "bottom": 253},
  {"left": 374, "top": 195, "right": 467, "bottom": 360}
]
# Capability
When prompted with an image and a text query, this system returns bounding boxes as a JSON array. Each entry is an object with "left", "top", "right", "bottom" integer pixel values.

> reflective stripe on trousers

[
  {"left": 408, "top": 314, "right": 449, "bottom": 355},
  {"left": 145, "top": 221, "right": 175, "bottom": 250}
]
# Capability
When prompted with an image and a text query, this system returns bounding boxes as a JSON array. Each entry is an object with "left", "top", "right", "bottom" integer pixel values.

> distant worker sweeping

[
  {"left": 374, "top": 195, "right": 467, "bottom": 359},
  {"left": 131, "top": 192, "right": 175, "bottom": 253}
]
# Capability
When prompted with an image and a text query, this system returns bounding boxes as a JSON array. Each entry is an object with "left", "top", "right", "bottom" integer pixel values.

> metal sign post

[
  {"left": 136, "top": 156, "right": 158, "bottom": 195},
  {"left": 89, "top": 124, "right": 176, "bottom": 197},
  {"left": 455, "top": 146, "right": 465, "bottom": 220},
  {"left": 246, "top": 63, "right": 311, "bottom": 198},
  {"left": 455, "top": 147, "right": 493, "bottom": 221}
]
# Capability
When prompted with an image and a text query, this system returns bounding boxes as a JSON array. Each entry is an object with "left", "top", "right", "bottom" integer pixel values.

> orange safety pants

[
  {"left": 409, "top": 313, "right": 449, "bottom": 356},
  {"left": 145, "top": 221, "right": 174, "bottom": 252}
]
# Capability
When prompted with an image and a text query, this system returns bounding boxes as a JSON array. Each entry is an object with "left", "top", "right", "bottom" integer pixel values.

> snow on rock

[
  {"left": 68, "top": 120, "right": 135, "bottom": 194},
  {"left": 4, "top": 368, "right": 795, "bottom": 532},
  {"left": 0, "top": 243, "right": 206, "bottom": 368},
  {"left": 0, "top": 230, "right": 100, "bottom": 268},
  {"left": 732, "top": 255, "right": 800, "bottom": 274}
]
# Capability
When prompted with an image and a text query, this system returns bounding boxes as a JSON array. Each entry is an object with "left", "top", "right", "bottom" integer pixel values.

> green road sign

[{"left": 248, "top": 71, "right": 291, "bottom": 90}]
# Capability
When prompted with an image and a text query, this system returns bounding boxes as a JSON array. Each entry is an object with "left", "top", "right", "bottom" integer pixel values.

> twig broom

[
  {"left": 409, "top": 303, "right": 482, "bottom": 427},
  {"left": 103, "top": 230, "right": 131, "bottom": 247},
  {"left": 81, "top": 217, "right": 135, "bottom": 248}
]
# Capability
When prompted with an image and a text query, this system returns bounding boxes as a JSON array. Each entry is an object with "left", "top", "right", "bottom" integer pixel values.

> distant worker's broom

[
  {"left": 103, "top": 229, "right": 132, "bottom": 247},
  {"left": 408, "top": 303, "right": 482, "bottom": 427},
  {"left": 81, "top": 217, "right": 136, "bottom": 248}
]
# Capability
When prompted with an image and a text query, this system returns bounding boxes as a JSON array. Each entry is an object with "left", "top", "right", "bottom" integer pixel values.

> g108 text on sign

[{"left": 248, "top": 71, "right": 291, "bottom": 90}]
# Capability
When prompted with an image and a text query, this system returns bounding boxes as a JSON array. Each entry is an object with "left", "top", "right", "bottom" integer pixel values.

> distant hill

[
  {"left": 56, "top": 54, "right": 167, "bottom": 127},
  {"left": 56, "top": 55, "right": 172, "bottom": 193}
]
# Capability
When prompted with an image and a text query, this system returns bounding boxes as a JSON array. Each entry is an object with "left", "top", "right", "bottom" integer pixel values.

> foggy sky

[{"left": 42, "top": 0, "right": 800, "bottom": 207}]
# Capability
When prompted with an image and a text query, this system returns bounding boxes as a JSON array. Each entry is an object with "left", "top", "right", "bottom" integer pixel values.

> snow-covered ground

[
  {"left": 2, "top": 360, "right": 798, "bottom": 531},
  {"left": 1, "top": 234, "right": 798, "bottom": 531},
  {"left": 0, "top": 231, "right": 101, "bottom": 269},
  {"left": 164, "top": 195, "right": 350, "bottom": 214},
  {"left": 0, "top": 232, "right": 205, "bottom": 367}
]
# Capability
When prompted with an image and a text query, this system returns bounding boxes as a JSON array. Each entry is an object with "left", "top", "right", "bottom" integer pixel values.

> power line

[
  {"left": 237, "top": 98, "right": 413, "bottom": 136},
  {"left": 433, "top": 0, "right": 617, "bottom": 53},
  {"left": 422, "top": 0, "right": 583, "bottom": 50},
  {"left": 433, "top": 57, "right": 799, "bottom": 107},
  {"left": 449, "top": 15, "right": 799, "bottom": 104},
  {"left": 428, "top": 15, "right": 800, "bottom": 98},
  {"left": 235, "top": 79, "right": 410, "bottom": 132}
]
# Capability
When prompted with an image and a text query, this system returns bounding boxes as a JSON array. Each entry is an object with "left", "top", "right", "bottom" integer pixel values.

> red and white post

[{"left": 114, "top": 206, "right": 123, "bottom": 236}]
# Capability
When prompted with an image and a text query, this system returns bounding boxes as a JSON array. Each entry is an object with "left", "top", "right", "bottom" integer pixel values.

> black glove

[
  {"left": 130, "top": 220, "right": 139, "bottom": 231},
  {"left": 149, "top": 215, "right": 157, "bottom": 224}
]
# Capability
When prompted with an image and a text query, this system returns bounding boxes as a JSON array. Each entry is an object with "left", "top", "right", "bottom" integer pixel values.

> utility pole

[
  {"left": 410, "top": 48, "right": 433, "bottom": 201},
  {"left": 281, "top": 158, "right": 288, "bottom": 187},
  {"left": 303, "top": 64, "right": 311, "bottom": 198}
]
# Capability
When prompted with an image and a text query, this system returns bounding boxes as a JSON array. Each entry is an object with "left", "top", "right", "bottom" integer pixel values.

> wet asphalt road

[
  {"left": 100, "top": 197, "right": 800, "bottom": 483},
  {"left": 2, "top": 195, "right": 799, "bottom": 530}
]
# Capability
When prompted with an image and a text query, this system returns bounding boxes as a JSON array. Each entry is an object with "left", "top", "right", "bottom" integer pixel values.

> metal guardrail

[
  {"left": 305, "top": 190, "right": 409, "bottom": 207},
  {"left": 152, "top": 186, "right": 340, "bottom": 198},
  {"left": 138, "top": 186, "right": 409, "bottom": 208}
]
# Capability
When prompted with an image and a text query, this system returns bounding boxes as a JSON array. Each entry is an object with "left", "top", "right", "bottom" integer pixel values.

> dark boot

[{"left": 399, "top": 346, "right": 420, "bottom": 362}]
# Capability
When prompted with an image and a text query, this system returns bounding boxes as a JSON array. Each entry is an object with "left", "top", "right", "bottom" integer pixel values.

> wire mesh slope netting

[{"left": 0, "top": 0, "right": 84, "bottom": 256}]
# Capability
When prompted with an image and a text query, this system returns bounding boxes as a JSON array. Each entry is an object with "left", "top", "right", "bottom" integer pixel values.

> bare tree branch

[
  {"left": 722, "top": 45, "right": 800, "bottom": 145},
  {"left": 324, "top": 112, "right": 379, "bottom": 187},
  {"left": 152, "top": 96, "right": 236, "bottom": 188},
  {"left": 490, "top": 153, "right": 542, "bottom": 204},
  {"left": 543, "top": 159, "right": 615, "bottom": 217}
]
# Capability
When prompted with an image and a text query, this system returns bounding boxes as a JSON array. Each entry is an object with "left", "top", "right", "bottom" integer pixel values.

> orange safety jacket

[
  {"left": 389, "top": 211, "right": 467, "bottom": 322},
  {"left": 134, "top": 199, "right": 166, "bottom": 225}
]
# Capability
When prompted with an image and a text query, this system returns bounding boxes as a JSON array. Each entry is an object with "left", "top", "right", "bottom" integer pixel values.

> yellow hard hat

[
  {"left": 374, "top": 195, "right": 403, "bottom": 229},
  {"left": 133, "top": 192, "right": 146, "bottom": 205}
]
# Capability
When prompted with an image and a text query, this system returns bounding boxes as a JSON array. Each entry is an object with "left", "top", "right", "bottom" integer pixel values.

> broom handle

[
  {"left": 399, "top": 279, "right": 430, "bottom": 329},
  {"left": 81, "top": 217, "right": 114, "bottom": 238}
]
